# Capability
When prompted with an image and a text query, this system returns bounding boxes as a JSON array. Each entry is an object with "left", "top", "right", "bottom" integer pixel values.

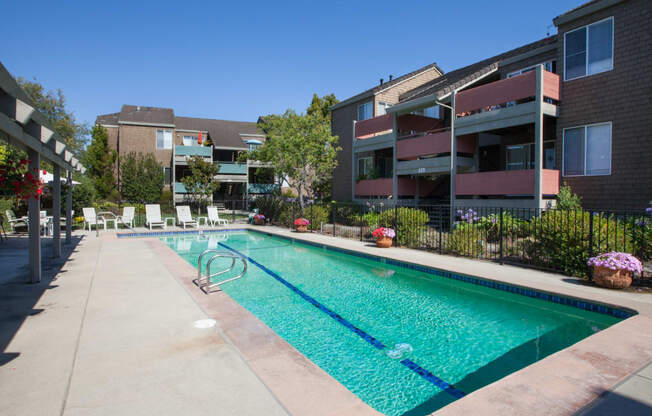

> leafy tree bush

[
  {"left": 120, "top": 152, "right": 164, "bottom": 203},
  {"left": 84, "top": 124, "right": 117, "bottom": 199},
  {"left": 252, "top": 194, "right": 284, "bottom": 222},
  {"left": 305, "top": 204, "right": 331, "bottom": 231},
  {"left": 476, "top": 211, "right": 527, "bottom": 242},
  {"left": 377, "top": 207, "right": 429, "bottom": 247},
  {"left": 556, "top": 183, "right": 582, "bottom": 210},
  {"left": 447, "top": 226, "right": 485, "bottom": 256},
  {"left": 71, "top": 176, "right": 96, "bottom": 216},
  {"left": 527, "top": 210, "right": 635, "bottom": 276},
  {"left": 181, "top": 156, "right": 220, "bottom": 207}
]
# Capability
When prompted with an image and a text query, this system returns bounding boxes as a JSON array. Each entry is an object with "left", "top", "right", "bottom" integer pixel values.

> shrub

[
  {"left": 71, "top": 176, "right": 96, "bottom": 216},
  {"left": 447, "top": 225, "right": 485, "bottom": 256},
  {"left": 377, "top": 207, "right": 429, "bottom": 247},
  {"left": 476, "top": 211, "right": 527, "bottom": 242},
  {"left": 304, "top": 204, "right": 331, "bottom": 231},
  {"left": 253, "top": 194, "right": 284, "bottom": 222},
  {"left": 556, "top": 184, "right": 582, "bottom": 210},
  {"left": 527, "top": 210, "right": 635, "bottom": 277}
]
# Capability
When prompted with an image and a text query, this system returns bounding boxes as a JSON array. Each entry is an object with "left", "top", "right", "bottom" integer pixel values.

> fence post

[
  {"left": 359, "top": 203, "right": 363, "bottom": 241},
  {"left": 310, "top": 204, "right": 313, "bottom": 233},
  {"left": 588, "top": 212, "right": 594, "bottom": 280},
  {"left": 332, "top": 203, "right": 336, "bottom": 236},
  {"left": 232, "top": 201, "right": 235, "bottom": 223},
  {"left": 438, "top": 206, "right": 443, "bottom": 254},
  {"left": 499, "top": 207, "right": 504, "bottom": 264},
  {"left": 394, "top": 202, "right": 398, "bottom": 230}
]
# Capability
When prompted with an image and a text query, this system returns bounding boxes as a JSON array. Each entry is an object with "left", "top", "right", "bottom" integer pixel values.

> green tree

[
  {"left": 180, "top": 156, "right": 220, "bottom": 206},
  {"left": 83, "top": 125, "right": 117, "bottom": 199},
  {"left": 306, "top": 93, "right": 339, "bottom": 120},
  {"left": 16, "top": 77, "right": 89, "bottom": 155},
  {"left": 247, "top": 110, "right": 340, "bottom": 207},
  {"left": 120, "top": 152, "right": 165, "bottom": 203}
]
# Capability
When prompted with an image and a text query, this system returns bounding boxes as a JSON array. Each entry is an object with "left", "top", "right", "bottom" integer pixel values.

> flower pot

[
  {"left": 254, "top": 218, "right": 265, "bottom": 225},
  {"left": 295, "top": 225, "right": 308, "bottom": 233},
  {"left": 376, "top": 236, "right": 393, "bottom": 248},
  {"left": 593, "top": 266, "right": 632, "bottom": 289}
]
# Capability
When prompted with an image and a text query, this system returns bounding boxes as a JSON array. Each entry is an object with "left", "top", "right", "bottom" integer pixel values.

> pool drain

[
  {"left": 386, "top": 343, "right": 413, "bottom": 359},
  {"left": 193, "top": 319, "right": 217, "bottom": 329}
]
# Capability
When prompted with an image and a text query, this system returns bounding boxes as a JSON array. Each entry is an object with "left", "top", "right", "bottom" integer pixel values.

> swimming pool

[{"left": 160, "top": 230, "right": 625, "bottom": 416}]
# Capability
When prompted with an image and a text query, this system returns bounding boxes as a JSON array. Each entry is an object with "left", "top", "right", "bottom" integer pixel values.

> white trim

[
  {"left": 98, "top": 124, "right": 119, "bottom": 128},
  {"left": 563, "top": 16, "right": 614, "bottom": 81},
  {"left": 562, "top": 121, "right": 612, "bottom": 177},
  {"left": 238, "top": 133, "right": 265, "bottom": 138},
  {"left": 175, "top": 128, "right": 208, "bottom": 133},
  {"left": 118, "top": 120, "right": 176, "bottom": 128}
]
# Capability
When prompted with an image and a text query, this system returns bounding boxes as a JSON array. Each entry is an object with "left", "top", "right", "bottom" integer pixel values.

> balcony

[
  {"left": 248, "top": 183, "right": 279, "bottom": 194},
  {"left": 396, "top": 129, "right": 477, "bottom": 160},
  {"left": 454, "top": 70, "right": 560, "bottom": 135},
  {"left": 216, "top": 162, "right": 247, "bottom": 175},
  {"left": 175, "top": 145, "right": 211, "bottom": 164},
  {"left": 354, "top": 178, "right": 439, "bottom": 198},
  {"left": 455, "top": 169, "right": 560, "bottom": 196},
  {"left": 353, "top": 114, "right": 443, "bottom": 153}
]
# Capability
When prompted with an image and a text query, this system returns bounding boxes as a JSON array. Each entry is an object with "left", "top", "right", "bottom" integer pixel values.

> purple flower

[
  {"left": 646, "top": 207, "right": 652, "bottom": 215},
  {"left": 587, "top": 252, "right": 643, "bottom": 274}
]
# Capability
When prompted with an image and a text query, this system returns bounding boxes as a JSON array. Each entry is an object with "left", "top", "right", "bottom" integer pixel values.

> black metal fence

[{"left": 259, "top": 200, "right": 651, "bottom": 282}]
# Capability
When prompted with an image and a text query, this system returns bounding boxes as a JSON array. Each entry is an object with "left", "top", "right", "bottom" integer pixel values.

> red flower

[{"left": 42, "top": 169, "right": 47, "bottom": 175}]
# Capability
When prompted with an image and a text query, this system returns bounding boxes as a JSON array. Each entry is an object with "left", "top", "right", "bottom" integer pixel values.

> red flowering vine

[{"left": 0, "top": 158, "right": 45, "bottom": 200}]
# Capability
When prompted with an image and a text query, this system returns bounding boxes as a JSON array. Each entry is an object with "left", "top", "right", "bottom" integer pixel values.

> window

[
  {"left": 564, "top": 17, "right": 613, "bottom": 81},
  {"left": 357, "top": 157, "right": 373, "bottom": 177},
  {"left": 163, "top": 167, "right": 171, "bottom": 185},
  {"left": 563, "top": 123, "right": 611, "bottom": 176},
  {"left": 249, "top": 143, "right": 260, "bottom": 151},
  {"left": 182, "top": 135, "right": 195, "bottom": 146},
  {"left": 156, "top": 130, "right": 172, "bottom": 149},
  {"left": 506, "top": 61, "right": 556, "bottom": 78},
  {"left": 377, "top": 102, "right": 392, "bottom": 116},
  {"left": 357, "top": 101, "right": 373, "bottom": 121},
  {"left": 505, "top": 142, "right": 555, "bottom": 170}
]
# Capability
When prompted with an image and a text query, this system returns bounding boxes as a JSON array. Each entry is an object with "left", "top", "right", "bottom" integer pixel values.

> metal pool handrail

[{"left": 196, "top": 249, "right": 247, "bottom": 293}]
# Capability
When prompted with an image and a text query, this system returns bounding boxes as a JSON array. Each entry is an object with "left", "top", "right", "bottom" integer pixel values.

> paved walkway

[{"left": 0, "top": 233, "right": 288, "bottom": 416}]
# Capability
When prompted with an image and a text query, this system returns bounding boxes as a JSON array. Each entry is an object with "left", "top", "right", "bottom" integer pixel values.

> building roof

[
  {"left": 553, "top": 0, "right": 625, "bottom": 26},
  {"left": 175, "top": 116, "right": 259, "bottom": 149},
  {"left": 397, "top": 36, "right": 557, "bottom": 103},
  {"left": 330, "top": 62, "right": 444, "bottom": 110},
  {"left": 96, "top": 105, "right": 260, "bottom": 149},
  {"left": 118, "top": 105, "right": 175, "bottom": 126}
]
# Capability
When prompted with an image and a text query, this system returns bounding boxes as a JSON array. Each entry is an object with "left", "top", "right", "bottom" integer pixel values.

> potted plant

[
  {"left": 587, "top": 251, "right": 643, "bottom": 289},
  {"left": 294, "top": 218, "right": 310, "bottom": 233},
  {"left": 253, "top": 214, "right": 266, "bottom": 225},
  {"left": 372, "top": 227, "right": 395, "bottom": 248}
]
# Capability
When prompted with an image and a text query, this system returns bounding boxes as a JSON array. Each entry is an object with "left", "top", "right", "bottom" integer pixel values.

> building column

[
  {"left": 392, "top": 114, "right": 398, "bottom": 204},
  {"left": 28, "top": 149, "right": 41, "bottom": 283},
  {"left": 415, "top": 176, "right": 420, "bottom": 204},
  {"left": 53, "top": 164, "right": 61, "bottom": 258},
  {"left": 534, "top": 65, "right": 544, "bottom": 209},
  {"left": 449, "top": 91, "right": 457, "bottom": 225},
  {"left": 66, "top": 170, "right": 72, "bottom": 244},
  {"left": 351, "top": 120, "right": 356, "bottom": 201}
]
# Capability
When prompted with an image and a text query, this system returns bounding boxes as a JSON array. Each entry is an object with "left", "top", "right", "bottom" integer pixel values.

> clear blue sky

[{"left": 1, "top": 0, "right": 585, "bottom": 128}]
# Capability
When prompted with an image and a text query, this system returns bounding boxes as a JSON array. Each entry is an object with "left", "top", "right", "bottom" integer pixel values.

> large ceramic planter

[
  {"left": 376, "top": 236, "right": 393, "bottom": 248},
  {"left": 254, "top": 218, "right": 265, "bottom": 226},
  {"left": 593, "top": 266, "right": 632, "bottom": 289},
  {"left": 295, "top": 225, "right": 308, "bottom": 233}
]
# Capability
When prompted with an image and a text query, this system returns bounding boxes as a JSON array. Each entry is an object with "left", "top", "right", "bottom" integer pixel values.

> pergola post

[
  {"left": 53, "top": 165, "right": 61, "bottom": 258},
  {"left": 392, "top": 114, "right": 398, "bottom": 204},
  {"left": 28, "top": 149, "right": 41, "bottom": 283},
  {"left": 449, "top": 91, "right": 457, "bottom": 227},
  {"left": 66, "top": 170, "right": 72, "bottom": 244}
]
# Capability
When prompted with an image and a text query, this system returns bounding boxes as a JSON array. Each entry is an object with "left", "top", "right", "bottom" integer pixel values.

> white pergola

[{"left": 0, "top": 61, "right": 85, "bottom": 283}]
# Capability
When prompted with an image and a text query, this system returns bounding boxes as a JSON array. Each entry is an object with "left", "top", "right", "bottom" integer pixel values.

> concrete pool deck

[{"left": 1, "top": 225, "right": 651, "bottom": 415}]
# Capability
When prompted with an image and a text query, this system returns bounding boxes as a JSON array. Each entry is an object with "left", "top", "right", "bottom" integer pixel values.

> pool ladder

[{"left": 195, "top": 249, "right": 247, "bottom": 294}]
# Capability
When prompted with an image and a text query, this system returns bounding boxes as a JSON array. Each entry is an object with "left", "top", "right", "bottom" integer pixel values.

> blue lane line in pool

[
  {"left": 217, "top": 241, "right": 467, "bottom": 399},
  {"left": 400, "top": 359, "right": 466, "bottom": 399},
  {"left": 218, "top": 242, "right": 386, "bottom": 349}
]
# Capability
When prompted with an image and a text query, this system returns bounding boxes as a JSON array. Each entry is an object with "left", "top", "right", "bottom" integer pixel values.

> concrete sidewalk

[{"left": 0, "top": 233, "right": 288, "bottom": 416}]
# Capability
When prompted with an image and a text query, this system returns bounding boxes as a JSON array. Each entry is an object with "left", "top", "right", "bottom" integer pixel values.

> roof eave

[{"left": 553, "top": 0, "right": 625, "bottom": 26}]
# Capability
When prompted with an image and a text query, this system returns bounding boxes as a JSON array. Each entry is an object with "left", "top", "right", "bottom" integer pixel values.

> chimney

[
  {"left": 379, "top": 78, "right": 384, "bottom": 85},
  {"left": 389, "top": 74, "right": 393, "bottom": 81}
]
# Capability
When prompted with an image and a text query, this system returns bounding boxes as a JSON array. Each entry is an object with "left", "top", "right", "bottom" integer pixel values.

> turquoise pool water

[{"left": 161, "top": 231, "right": 622, "bottom": 416}]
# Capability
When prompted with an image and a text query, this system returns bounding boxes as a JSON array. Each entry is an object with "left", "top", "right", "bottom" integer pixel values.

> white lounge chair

[
  {"left": 207, "top": 206, "right": 228, "bottom": 226},
  {"left": 145, "top": 204, "right": 171, "bottom": 230},
  {"left": 116, "top": 206, "right": 135, "bottom": 228},
  {"left": 5, "top": 209, "right": 28, "bottom": 232},
  {"left": 176, "top": 205, "right": 198, "bottom": 229},
  {"left": 82, "top": 207, "right": 106, "bottom": 231}
]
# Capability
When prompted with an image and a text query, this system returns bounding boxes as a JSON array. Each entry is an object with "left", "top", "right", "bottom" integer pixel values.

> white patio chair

[
  {"left": 145, "top": 204, "right": 168, "bottom": 230},
  {"left": 82, "top": 207, "right": 106, "bottom": 231},
  {"left": 176, "top": 205, "right": 198, "bottom": 229},
  {"left": 5, "top": 209, "right": 28, "bottom": 232},
  {"left": 116, "top": 206, "right": 135, "bottom": 228},
  {"left": 207, "top": 206, "right": 228, "bottom": 226}
]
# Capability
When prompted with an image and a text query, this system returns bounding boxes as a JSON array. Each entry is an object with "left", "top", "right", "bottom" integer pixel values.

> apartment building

[
  {"left": 332, "top": 0, "right": 651, "bottom": 210},
  {"left": 96, "top": 105, "right": 277, "bottom": 203}
]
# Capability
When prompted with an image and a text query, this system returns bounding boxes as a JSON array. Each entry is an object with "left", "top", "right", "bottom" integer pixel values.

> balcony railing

[
  {"left": 175, "top": 145, "right": 212, "bottom": 157},
  {"left": 354, "top": 178, "right": 439, "bottom": 197},
  {"left": 396, "top": 128, "right": 477, "bottom": 160},
  {"left": 455, "top": 169, "right": 560, "bottom": 196},
  {"left": 216, "top": 162, "right": 247, "bottom": 175},
  {"left": 455, "top": 70, "right": 560, "bottom": 117},
  {"left": 354, "top": 114, "right": 443, "bottom": 140},
  {"left": 248, "top": 183, "right": 279, "bottom": 194}
]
